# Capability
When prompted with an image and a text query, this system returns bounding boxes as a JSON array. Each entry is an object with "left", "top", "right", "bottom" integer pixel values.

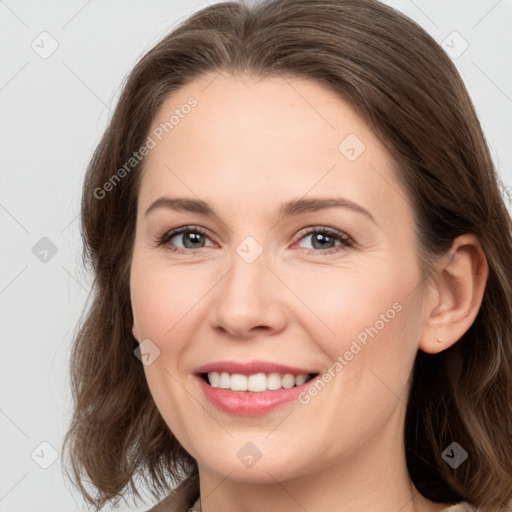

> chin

[{"left": 198, "top": 450, "right": 312, "bottom": 484}]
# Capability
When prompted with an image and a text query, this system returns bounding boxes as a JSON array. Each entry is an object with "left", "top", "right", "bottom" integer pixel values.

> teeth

[
  {"left": 295, "top": 374, "right": 308, "bottom": 386},
  {"left": 207, "top": 372, "right": 311, "bottom": 392}
]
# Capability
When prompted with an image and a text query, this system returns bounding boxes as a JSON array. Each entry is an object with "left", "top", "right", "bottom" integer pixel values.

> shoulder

[
  {"left": 144, "top": 487, "right": 487, "bottom": 512},
  {"left": 145, "top": 473, "right": 200, "bottom": 512},
  {"left": 441, "top": 503, "right": 481, "bottom": 511}
]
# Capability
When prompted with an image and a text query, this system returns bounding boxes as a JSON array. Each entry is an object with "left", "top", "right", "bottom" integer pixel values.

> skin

[{"left": 130, "top": 72, "right": 488, "bottom": 512}]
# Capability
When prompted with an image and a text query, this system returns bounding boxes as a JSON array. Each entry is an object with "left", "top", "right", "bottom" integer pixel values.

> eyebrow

[{"left": 144, "top": 196, "right": 375, "bottom": 222}]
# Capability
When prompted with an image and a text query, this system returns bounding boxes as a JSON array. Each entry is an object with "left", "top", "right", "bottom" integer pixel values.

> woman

[{"left": 62, "top": 0, "right": 512, "bottom": 511}]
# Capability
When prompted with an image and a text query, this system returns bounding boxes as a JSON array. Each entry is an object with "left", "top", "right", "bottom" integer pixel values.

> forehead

[
  {"left": 139, "top": 72, "right": 408, "bottom": 221},
  {"left": 148, "top": 72, "right": 374, "bottom": 159}
]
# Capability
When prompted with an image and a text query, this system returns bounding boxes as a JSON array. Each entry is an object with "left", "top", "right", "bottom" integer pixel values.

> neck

[{"left": 195, "top": 403, "right": 449, "bottom": 512}]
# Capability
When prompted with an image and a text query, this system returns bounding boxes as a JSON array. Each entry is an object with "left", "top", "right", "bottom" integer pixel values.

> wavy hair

[{"left": 62, "top": 0, "right": 512, "bottom": 509}]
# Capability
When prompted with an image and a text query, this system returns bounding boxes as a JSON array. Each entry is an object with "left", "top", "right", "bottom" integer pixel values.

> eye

[
  {"left": 293, "top": 226, "right": 353, "bottom": 255},
  {"left": 155, "top": 225, "right": 353, "bottom": 255},
  {"left": 155, "top": 225, "right": 215, "bottom": 253}
]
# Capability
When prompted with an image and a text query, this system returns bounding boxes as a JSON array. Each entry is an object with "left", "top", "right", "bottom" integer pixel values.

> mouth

[
  {"left": 197, "top": 371, "right": 320, "bottom": 392},
  {"left": 194, "top": 371, "right": 322, "bottom": 416}
]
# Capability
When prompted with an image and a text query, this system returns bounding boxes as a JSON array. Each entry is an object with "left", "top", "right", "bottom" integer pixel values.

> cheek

[
  {"left": 130, "top": 258, "right": 200, "bottom": 436},
  {"left": 285, "top": 262, "right": 408, "bottom": 341},
  {"left": 290, "top": 257, "right": 422, "bottom": 391},
  {"left": 130, "top": 255, "right": 210, "bottom": 343}
]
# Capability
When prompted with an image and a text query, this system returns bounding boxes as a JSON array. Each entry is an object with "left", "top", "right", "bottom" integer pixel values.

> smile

[
  {"left": 195, "top": 372, "right": 321, "bottom": 416},
  {"left": 203, "top": 371, "right": 316, "bottom": 392}
]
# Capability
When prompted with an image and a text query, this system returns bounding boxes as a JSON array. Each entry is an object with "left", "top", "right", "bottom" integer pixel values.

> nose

[{"left": 209, "top": 245, "right": 288, "bottom": 339}]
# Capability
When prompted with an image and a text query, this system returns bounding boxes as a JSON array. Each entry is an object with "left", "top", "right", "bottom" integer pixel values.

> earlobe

[
  {"left": 132, "top": 325, "right": 139, "bottom": 342},
  {"left": 418, "top": 234, "right": 488, "bottom": 354}
]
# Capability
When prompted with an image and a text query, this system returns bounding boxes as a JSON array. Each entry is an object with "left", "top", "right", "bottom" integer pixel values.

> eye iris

[
  {"left": 312, "top": 232, "right": 336, "bottom": 249},
  {"left": 183, "top": 231, "right": 204, "bottom": 249}
]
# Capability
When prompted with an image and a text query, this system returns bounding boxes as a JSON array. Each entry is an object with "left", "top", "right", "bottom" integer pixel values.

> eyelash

[{"left": 154, "top": 225, "right": 354, "bottom": 255}]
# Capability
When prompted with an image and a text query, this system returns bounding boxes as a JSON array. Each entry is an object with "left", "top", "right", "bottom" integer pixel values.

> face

[{"left": 130, "top": 72, "right": 427, "bottom": 482}]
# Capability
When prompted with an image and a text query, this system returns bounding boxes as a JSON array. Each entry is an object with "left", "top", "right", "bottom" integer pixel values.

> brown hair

[{"left": 62, "top": 0, "right": 512, "bottom": 509}]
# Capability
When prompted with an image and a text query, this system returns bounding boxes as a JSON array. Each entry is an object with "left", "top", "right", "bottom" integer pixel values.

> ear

[
  {"left": 419, "top": 234, "right": 488, "bottom": 354},
  {"left": 132, "top": 325, "right": 139, "bottom": 343}
]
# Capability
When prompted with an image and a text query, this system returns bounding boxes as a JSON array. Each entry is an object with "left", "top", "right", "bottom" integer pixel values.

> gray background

[{"left": 1, "top": 1, "right": 511, "bottom": 510}]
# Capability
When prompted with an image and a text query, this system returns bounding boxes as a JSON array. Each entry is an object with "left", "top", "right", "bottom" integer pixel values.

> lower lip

[{"left": 195, "top": 374, "right": 320, "bottom": 416}]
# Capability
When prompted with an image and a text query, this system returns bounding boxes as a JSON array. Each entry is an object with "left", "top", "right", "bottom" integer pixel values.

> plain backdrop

[{"left": 1, "top": 1, "right": 511, "bottom": 510}]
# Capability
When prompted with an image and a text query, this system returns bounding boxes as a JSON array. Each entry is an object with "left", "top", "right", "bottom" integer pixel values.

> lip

[
  {"left": 194, "top": 360, "right": 318, "bottom": 376},
  {"left": 194, "top": 370, "right": 322, "bottom": 417}
]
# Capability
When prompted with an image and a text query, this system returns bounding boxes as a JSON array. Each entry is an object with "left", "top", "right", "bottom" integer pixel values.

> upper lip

[{"left": 194, "top": 360, "right": 319, "bottom": 376}]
